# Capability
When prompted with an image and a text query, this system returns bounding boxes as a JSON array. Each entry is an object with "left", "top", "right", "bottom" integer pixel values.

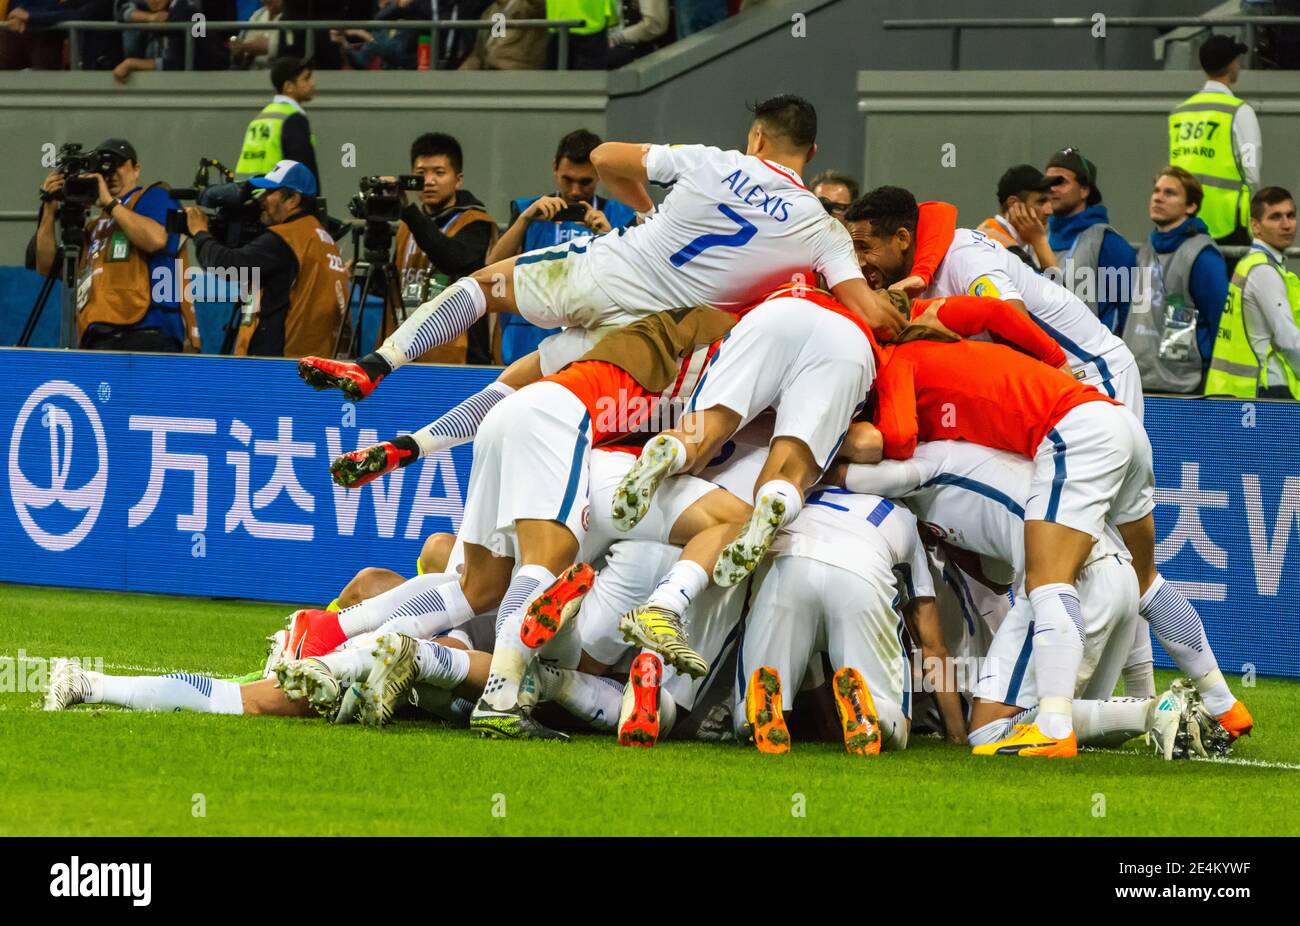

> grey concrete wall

[{"left": 857, "top": 69, "right": 1300, "bottom": 244}]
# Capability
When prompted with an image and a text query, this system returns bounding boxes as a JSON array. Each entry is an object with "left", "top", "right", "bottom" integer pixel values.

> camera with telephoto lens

[
  {"left": 55, "top": 143, "right": 119, "bottom": 205},
  {"left": 348, "top": 175, "right": 423, "bottom": 224}
]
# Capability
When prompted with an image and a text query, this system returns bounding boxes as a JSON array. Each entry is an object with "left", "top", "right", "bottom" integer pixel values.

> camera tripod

[
  {"left": 19, "top": 203, "right": 87, "bottom": 349},
  {"left": 334, "top": 218, "right": 403, "bottom": 360}
]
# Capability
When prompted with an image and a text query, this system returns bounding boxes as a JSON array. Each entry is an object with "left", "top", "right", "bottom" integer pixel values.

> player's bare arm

[{"left": 589, "top": 142, "right": 654, "bottom": 213}]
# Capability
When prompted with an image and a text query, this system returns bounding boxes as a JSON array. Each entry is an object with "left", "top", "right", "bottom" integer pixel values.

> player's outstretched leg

[
  {"left": 743, "top": 666, "right": 790, "bottom": 755},
  {"left": 831, "top": 667, "right": 882, "bottom": 757},
  {"left": 45, "top": 659, "right": 248, "bottom": 716},
  {"left": 712, "top": 483, "right": 793, "bottom": 587}
]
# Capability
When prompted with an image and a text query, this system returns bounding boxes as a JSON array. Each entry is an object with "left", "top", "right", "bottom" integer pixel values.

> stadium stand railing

[
  {"left": 39, "top": 18, "right": 587, "bottom": 71},
  {"left": 882, "top": 16, "right": 1300, "bottom": 70}
]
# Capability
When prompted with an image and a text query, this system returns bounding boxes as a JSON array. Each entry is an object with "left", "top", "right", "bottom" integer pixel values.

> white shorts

[
  {"left": 1105, "top": 361, "right": 1145, "bottom": 422},
  {"left": 1025, "top": 401, "right": 1155, "bottom": 538},
  {"left": 976, "top": 552, "right": 1140, "bottom": 707},
  {"left": 687, "top": 298, "right": 874, "bottom": 470},
  {"left": 459, "top": 381, "right": 592, "bottom": 557},
  {"left": 927, "top": 549, "right": 1007, "bottom": 695},
  {"left": 513, "top": 240, "right": 645, "bottom": 332},
  {"left": 578, "top": 540, "right": 682, "bottom": 667},
  {"left": 735, "top": 555, "right": 910, "bottom": 750},
  {"left": 581, "top": 448, "right": 716, "bottom": 563},
  {"left": 696, "top": 414, "right": 773, "bottom": 503}
]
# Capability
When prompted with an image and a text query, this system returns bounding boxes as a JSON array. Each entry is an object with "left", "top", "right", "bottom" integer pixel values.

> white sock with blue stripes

[
  {"left": 352, "top": 575, "right": 473, "bottom": 640},
  {"left": 1027, "top": 582, "right": 1085, "bottom": 738},
  {"left": 1140, "top": 574, "right": 1235, "bottom": 715},
  {"left": 646, "top": 560, "right": 709, "bottom": 616},
  {"left": 410, "top": 381, "right": 515, "bottom": 457},
  {"left": 480, "top": 565, "right": 555, "bottom": 712},
  {"left": 376, "top": 277, "right": 486, "bottom": 370},
  {"left": 85, "top": 672, "right": 243, "bottom": 714},
  {"left": 537, "top": 663, "right": 622, "bottom": 731},
  {"left": 413, "top": 639, "right": 471, "bottom": 690}
]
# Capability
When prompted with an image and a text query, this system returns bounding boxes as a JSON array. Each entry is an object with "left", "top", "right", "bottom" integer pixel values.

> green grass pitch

[{"left": 2, "top": 583, "right": 1298, "bottom": 837}]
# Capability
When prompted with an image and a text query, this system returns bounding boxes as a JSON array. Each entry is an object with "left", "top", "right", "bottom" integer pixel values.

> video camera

[
  {"left": 348, "top": 175, "right": 423, "bottom": 224},
  {"left": 54, "top": 143, "right": 120, "bottom": 205},
  {"left": 165, "top": 158, "right": 264, "bottom": 248}
]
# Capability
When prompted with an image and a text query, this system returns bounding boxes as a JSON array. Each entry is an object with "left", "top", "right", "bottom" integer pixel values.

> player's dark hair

[
  {"left": 810, "top": 170, "right": 860, "bottom": 202},
  {"left": 1251, "top": 185, "right": 1294, "bottom": 221},
  {"left": 844, "top": 186, "right": 919, "bottom": 237},
  {"left": 410, "top": 132, "right": 464, "bottom": 174},
  {"left": 749, "top": 95, "right": 818, "bottom": 151},
  {"left": 554, "top": 129, "right": 603, "bottom": 167}
]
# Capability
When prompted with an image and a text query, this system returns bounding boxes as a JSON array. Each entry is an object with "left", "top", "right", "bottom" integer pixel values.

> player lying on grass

[
  {"left": 868, "top": 330, "right": 1253, "bottom": 757},
  {"left": 294, "top": 95, "right": 904, "bottom": 408},
  {"left": 834, "top": 435, "right": 1231, "bottom": 759}
]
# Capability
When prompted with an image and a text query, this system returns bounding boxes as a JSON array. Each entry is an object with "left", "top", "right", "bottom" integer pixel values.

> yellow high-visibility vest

[{"left": 1168, "top": 91, "right": 1250, "bottom": 239}]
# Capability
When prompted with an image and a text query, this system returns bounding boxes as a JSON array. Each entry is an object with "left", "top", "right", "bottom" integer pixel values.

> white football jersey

[
  {"left": 847, "top": 440, "right": 1129, "bottom": 584},
  {"left": 771, "top": 488, "right": 935, "bottom": 601},
  {"left": 925, "top": 229, "right": 1136, "bottom": 394},
  {"left": 584, "top": 144, "right": 863, "bottom": 312}
]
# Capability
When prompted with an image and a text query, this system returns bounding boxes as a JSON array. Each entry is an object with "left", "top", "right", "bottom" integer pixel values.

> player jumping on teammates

[{"left": 294, "top": 95, "right": 904, "bottom": 405}]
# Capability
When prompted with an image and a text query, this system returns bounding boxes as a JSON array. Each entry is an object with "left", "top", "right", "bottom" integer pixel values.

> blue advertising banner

[{"left": 2, "top": 348, "right": 1298, "bottom": 677}]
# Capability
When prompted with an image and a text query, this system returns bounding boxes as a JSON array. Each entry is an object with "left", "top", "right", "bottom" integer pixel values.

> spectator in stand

[
  {"left": 677, "top": 0, "right": 727, "bottom": 39},
  {"left": 546, "top": 0, "right": 614, "bottom": 69},
  {"left": 2, "top": 0, "right": 119, "bottom": 69},
  {"left": 112, "top": 0, "right": 229, "bottom": 81},
  {"left": 485, "top": 128, "right": 636, "bottom": 361},
  {"left": 810, "top": 169, "right": 858, "bottom": 224},
  {"left": 460, "top": 0, "right": 548, "bottom": 70},
  {"left": 1045, "top": 146, "right": 1137, "bottom": 334},
  {"left": 1124, "top": 166, "right": 1228, "bottom": 394},
  {"left": 329, "top": 0, "right": 431, "bottom": 71},
  {"left": 975, "top": 164, "right": 1061, "bottom": 272},
  {"left": 230, "top": 0, "right": 283, "bottom": 69},
  {"left": 1206, "top": 186, "right": 1300, "bottom": 399},
  {"left": 607, "top": 0, "right": 669, "bottom": 68}
]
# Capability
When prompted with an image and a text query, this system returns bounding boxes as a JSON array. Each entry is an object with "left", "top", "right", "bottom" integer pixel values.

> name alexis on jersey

[{"left": 720, "top": 169, "right": 793, "bottom": 222}]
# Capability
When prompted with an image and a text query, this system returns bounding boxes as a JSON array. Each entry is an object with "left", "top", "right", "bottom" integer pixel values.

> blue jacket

[
  {"left": 1149, "top": 216, "right": 1228, "bottom": 371},
  {"left": 1048, "top": 205, "right": 1137, "bottom": 334}
]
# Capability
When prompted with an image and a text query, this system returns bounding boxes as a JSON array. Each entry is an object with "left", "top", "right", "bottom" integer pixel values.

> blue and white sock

[
  {"left": 376, "top": 277, "right": 486, "bottom": 370},
  {"left": 365, "top": 577, "right": 474, "bottom": 640},
  {"left": 85, "top": 672, "right": 243, "bottom": 714},
  {"left": 411, "top": 381, "right": 515, "bottom": 457},
  {"left": 480, "top": 565, "right": 555, "bottom": 712},
  {"left": 413, "top": 639, "right": 471, "bottom": 689},
  {"left": 1027, "top": 582, "right": 1084, "bottom": 738},
  {"left": 537, "top": 664, "right": 622, "bottom": 731},
  {"left": 1140, "top": 574, "right": 1234, "bottom": 714}
]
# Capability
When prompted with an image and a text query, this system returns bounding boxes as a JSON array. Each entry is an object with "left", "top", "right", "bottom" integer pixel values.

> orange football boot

[
  {"left": 618, "top": 652, "right": 663, "bottom": 748},
  {"left": 520, "top": 563, "right": 596, "bottom": 649},
  {"left": 1216, "top": 700, "right": 1254, "bottom": 740},
  {"left": 287, "top": 609, "right": 347, "bottom": 659},
  {"left": 832, "top": 667, "right": 882, "bottom": 756},
  {"left": 745, "top": 666, "right": 790, "bottom": 754}
]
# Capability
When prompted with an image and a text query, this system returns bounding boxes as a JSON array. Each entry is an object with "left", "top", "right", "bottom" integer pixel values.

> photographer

[
  {"left": 28, "top": 138, "right": 197, "bottom": 353},
  {"left": 392, "top": 132, "right": 498, "bottom": 364},
  {"left": 485, "top": 128, "right": 635, "bottom": 362},
  {"left": 183, "top": 159, "right": 347, "bottom": 358}
]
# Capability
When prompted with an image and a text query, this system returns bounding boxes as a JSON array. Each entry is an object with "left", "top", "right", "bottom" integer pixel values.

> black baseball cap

[
  {"left": 1046, "top": 147, "right": 1102, "bottom": 206},
  {"left": 996, "top": 164, "right": 1064, "bottom": 202},
  {"left": 94, "top": 138, "right": 138, "bottom": 164},
  {"left": 1199, "top": 34, "right": 1249, "bottom": 74},
  {"left": 270, "top": 55, "right": 313, "bottom": 93}
]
